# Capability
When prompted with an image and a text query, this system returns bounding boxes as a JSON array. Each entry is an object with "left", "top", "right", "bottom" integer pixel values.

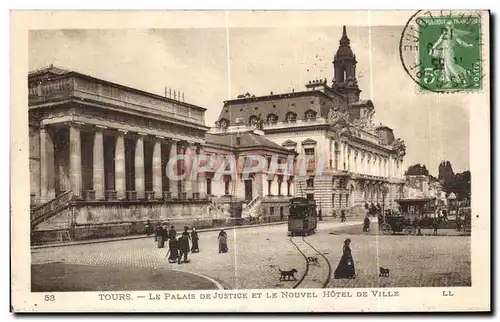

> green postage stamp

[{"left": 417, "top": 15, "right": 482, "bottom": 92}]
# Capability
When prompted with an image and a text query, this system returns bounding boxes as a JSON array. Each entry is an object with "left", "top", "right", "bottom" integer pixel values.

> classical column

[
  {"left": 350, "top": 152, "right": 354, "bottom": 174},
  {"left": 193, "top": 144, "right": 202, "bottom": 197},
  {"left": 169, "top": 140, "right": 179, "bottom": 198},
  {"left": 135, "top": 134, "right": 145, "bottom": 199},
  {"left": 339, "top": 142, "right": 344, "bottom": 170},
  {"left": 115, "top": 130, "right": 127, "bottom": 199},
  {"left": 93, "top": 127, "right": 105, "bottom": 200},
  {"left": 152, "top": 137, "right": 163, "bottom": 199},
  {"left": 40, "top": 126, "right": 55, "bottom": 201},
  {"left": 366, "top": 154, "right": 370, "bottom": 175},
  {"left": 198, "top": 174, "right": 207, "bottom": 198},
  {"left": 184, "top": 143, "right": 196, "bottom": 198},
  {"left": 69, "top": 124, "right": 82, "bottom": 198}
]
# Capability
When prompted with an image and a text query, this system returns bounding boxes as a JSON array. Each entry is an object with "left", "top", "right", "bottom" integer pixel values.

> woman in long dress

[
  {"left": 218, "top": 229, "right": 228, "bottom": 253},
  {"left": 429, "top": 20, "right": 474, "bottom": 88},
  {"left": 167, "top": 237, "right": 179, "bottom": 263},
  {"left": 334, "top": 238, "right": 356, "bottom": 279},
  {"left": 191, "top": 228, "right": 200, "bottom": 253}
]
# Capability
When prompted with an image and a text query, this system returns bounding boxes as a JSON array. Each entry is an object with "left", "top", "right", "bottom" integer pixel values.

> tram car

[{"left": 288, "top": 197, "right": 318, "bottom": 236}]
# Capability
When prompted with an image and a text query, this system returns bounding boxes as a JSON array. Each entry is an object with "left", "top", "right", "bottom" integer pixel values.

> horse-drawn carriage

[{"left": 379, "top": 197, "right": 436, "bottom": 235}]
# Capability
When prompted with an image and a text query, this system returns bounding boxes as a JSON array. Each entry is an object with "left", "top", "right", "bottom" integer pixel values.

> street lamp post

[{"left": 381, "top": 184, "right": 389, "bottom": 223}]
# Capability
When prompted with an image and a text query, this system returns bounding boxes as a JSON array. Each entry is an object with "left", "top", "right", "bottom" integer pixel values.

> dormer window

[
  {"left": 304, "top": 109, "right": 317, "bottom": 120},
  {"left": 249, "top": 115, "right": 260, "bottom": 125},
  {"left": 219, "top": 118, "right": 229, "bottom": 129},
  {"left": 267, "top": 113, "right": 278, "bottom": 124},
  {"left": 285, "top": 112, "right": 297, "bottom": 123}
]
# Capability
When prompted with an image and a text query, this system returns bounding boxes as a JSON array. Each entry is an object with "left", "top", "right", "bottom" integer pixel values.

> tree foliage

[
  {"left": 439, "top": 161, "right": 471, "bottom": 200},
  {"left": 404, "top": 163, "right": 429, "bottom": 176}
]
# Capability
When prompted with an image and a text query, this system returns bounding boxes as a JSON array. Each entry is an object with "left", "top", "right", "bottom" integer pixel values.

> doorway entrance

[{"left": 244, "top": 180, "right": 253, "bottom": 201}]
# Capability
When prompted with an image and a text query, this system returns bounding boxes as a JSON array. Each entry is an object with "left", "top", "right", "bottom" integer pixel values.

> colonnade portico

[
  {"left": 38, "top": 121, "right": 204, "bottom": 203},
  {"left": 331, "top": 140, "right": 404, "bottom": 179}
]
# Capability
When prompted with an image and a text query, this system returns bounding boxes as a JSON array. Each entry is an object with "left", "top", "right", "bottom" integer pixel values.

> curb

[
  {"left": 168, "top": 268, "right": 226, "bottom": 290},
  {"left": 31, "top": 221, "right": 288, "bottom": 250}
]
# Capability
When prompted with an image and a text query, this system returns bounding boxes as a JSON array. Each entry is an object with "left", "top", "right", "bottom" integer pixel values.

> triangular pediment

[
  {"left": 282, "top": 140, "right": 297, "bottom": 147},
  {"left": 301, "top": 138, "right": 317, "bottom": 145}
]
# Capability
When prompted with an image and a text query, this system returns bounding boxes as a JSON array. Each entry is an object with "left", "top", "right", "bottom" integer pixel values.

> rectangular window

[
  {"left": 332, "top": 193, "right": 335, "bottom": 209},
  {"left": 287, "top": 181, "right": 291, "bottom": 196},
  {"left": 224, "top": 180, "right": 230, "bottom": 195},
  {"left": 206, "top": 178, "right": 212, "bottom": 195},
  {"left": 339, "top": 194, "right": 342, "bottom": 207},
  {"left": 306, "top": 177, "right": 314, "bottom": 188},
  {"left": 304, "top": 148, "right": 315, "bottom": 156},
  {"left": 267, "top": 157, "right": 272, "bottom": 170},
  {"left": 278, "top": 178, "right": 283, "bottom": 195},
  {"left": 270, "top": 207, "right": 274, "bottom": 216},
  {"left": 267, "top": 180, "right": 272, "bottom": 195},
  {"left": 306, "top": 193, "right": 314, "bottom": 201}
]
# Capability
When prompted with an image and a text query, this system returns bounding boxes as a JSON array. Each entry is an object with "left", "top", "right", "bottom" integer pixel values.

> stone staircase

[
  {"left": 241, "top": 195, "right": 261, "bottom": 218},
  {"left": 207, "top": 197, "right": 230, "bottom": 218},
  {"left": 31, "top": 190, "right": 73, "bottom": 229},
  {"left": 229, "top": 201, "right": 245, "bottom": 218}
]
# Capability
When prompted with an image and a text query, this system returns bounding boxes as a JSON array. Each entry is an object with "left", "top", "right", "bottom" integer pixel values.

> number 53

[{"left": 44, "top": 294, "right": 55, "bottom": 301}]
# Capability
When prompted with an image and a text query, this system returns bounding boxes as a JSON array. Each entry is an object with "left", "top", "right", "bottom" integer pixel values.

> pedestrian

[
  {"left": 334, "top": 238, "right": 356, "bottom": 279},
  {"left": 318, "top": 208, "right": 323, "bottom": 221},
  {"left": 332, "top": 209, "right": 337, "bottom": 218},
  {"left": 166, "top": 237, "right": 179, "bottom": 263},
  {"left": 154, "top": 222, "right": 162, "bottom": 242},
  {"left": 177, "top": 226, "right": 191, "bottom": 264},
  {"left": 433, "top": 217, "right": 439, "bottom": 235},
  {"left": 156, "top": 223, "right": 167, "bottom": 248},
  {"left": 191, "top": 227, "right": 200, "bottom": 253},
  {"left": 168, "top": 225, "right": 177, "bottom": 241},
  {"left": 363, "top": 214, "right": 371, "bottom": 232},
  {"left": 340, "top": 210, "right": 346, "bottom": 223},
  {"left": 456, "top": 216, "right": 462, "bottom": 232},
  {"left": 415, "top": 218, "right": 422, "bottom": 236},
  {"left": 218, "top": 229, "right": 228, "bottom": 253}
]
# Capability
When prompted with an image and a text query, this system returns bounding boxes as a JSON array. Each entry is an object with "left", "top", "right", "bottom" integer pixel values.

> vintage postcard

[{"left": 11, "top": 10, "right": 490, "bottom": 312}]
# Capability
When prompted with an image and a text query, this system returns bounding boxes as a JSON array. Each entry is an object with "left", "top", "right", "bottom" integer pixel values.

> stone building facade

[
  {"left": 29, "top": 66, "right": 295, "bottom": 241},
  {"left": 216, "top": 26, "right": 407, "bottom": 216}
]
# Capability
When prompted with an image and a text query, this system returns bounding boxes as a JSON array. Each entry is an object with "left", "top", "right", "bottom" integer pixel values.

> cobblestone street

[{"left": 31, "top": 220, "right": 471, "bottom": 290}]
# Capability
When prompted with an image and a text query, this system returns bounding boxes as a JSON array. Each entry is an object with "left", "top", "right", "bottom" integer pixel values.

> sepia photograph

[{"left": 11, "top": 10, "right": 490, "bottom": 312}]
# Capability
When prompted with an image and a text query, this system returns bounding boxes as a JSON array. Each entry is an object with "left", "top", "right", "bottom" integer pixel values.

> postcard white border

[{"left": 10, "top": 10, "right": 491, "bottom": 312}]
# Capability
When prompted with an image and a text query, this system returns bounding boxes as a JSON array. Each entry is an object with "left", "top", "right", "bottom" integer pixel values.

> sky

[{"left": 29, "top": 25, "right": 472, "bottom": 176}]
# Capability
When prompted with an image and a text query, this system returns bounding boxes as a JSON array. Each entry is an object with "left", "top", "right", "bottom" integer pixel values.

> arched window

[
  {"left": 304, "top": 109, "right": 317, "bottom": 120},
  {"left": 285, "top": 112, "right": 297, "bottom": 123},
  {"left": 249, "top": 115, "right": 260, "bottom": 126},
  {"left": 266, "top": 113, "right": 278, "bottom": 124}
]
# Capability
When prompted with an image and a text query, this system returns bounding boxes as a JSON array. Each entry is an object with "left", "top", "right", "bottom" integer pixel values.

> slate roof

[
  {"left": 205, "top": 132, "right": 294, "bottom": 154},
  {"left": 218, "top": 90, "right": 342, "bottom": 126}
]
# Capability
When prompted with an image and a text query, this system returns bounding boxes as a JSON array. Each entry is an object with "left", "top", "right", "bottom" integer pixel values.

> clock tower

[{"left": 332, "top": 26, "right": 361, "bottom": 105}]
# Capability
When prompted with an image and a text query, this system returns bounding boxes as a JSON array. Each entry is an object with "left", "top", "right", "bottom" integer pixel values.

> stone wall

[{"left": 32, "top": 200, "right": 214, "bottom": 243}]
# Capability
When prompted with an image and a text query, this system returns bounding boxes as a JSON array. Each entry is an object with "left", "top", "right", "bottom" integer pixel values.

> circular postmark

[{"left": 399, "top": 10, "right": 485, "bottom": 93}]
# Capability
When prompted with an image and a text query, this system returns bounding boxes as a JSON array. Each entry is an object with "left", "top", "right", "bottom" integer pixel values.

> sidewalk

[{"left": 31, "top": 220, "right": 289, "bottom": 250}]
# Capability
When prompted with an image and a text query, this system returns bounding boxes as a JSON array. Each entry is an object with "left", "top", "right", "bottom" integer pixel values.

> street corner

[{"left": 31, "top": 262, "right": 222, "bottom": 292}]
